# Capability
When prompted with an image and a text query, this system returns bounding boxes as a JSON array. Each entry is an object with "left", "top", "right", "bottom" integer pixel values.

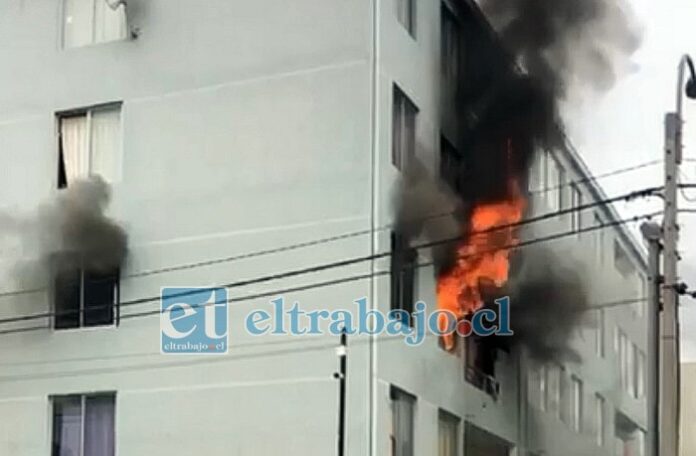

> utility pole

[
  {"left": 660, "top": 54, "right": 696, "bottom": 456},
  {"left": 641, "top": 222, "right": 661, "bottom": 456}
]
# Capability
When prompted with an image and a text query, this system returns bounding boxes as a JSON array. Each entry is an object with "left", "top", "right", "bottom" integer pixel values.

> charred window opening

[
  {"left": 441, "top": 2, "right": 462, "bottom": 104},
  {"left": 464, "top": 334, "right": 499, "bottom": 398},
  {"left": 54, "top": 265, "right": 120, "bottom": 329},
  {"left": 440, "top": 135, "right": 466, "bottom": 194},
  {"left": 390, "top": 232, "right": 417, "bottom": 326}
]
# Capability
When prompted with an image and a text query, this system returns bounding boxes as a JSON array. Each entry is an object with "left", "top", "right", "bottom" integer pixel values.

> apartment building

[{"left": 0, "top": 0, "right": 651, "bottom": 455}]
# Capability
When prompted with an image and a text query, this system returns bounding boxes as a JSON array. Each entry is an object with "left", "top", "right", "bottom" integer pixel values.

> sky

[{"left": 562, "top": 0, "right": 696, "bottom": 361}]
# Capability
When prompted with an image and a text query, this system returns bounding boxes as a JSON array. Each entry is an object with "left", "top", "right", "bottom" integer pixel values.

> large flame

[{"left": 437, "top": 180, "right": 526, "bottom": 350}]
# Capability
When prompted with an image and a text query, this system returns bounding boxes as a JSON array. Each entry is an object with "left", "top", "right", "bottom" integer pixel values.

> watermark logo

[{"left": 160, "top": 287, "right": 228, "bottom": 355}]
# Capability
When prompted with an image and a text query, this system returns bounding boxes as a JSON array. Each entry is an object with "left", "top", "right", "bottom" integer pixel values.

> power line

[
  {"left": 0, "top": 185, "right": 663, "bottom": 302},
  {"left": 0, "top": 297, "right": 648, "bottom": 376},
  {"left": 0, "top": 210, "right": 660, "bottom": 334},
  {"left": 529, "top": 159, "right": 661, "bottom": 195}
]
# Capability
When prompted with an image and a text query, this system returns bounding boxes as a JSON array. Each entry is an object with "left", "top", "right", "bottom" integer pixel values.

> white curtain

[
  {"left": 61, "top": 115, "right": 90, "bottom": 185},
  {"left": 53, "top": 396, "right": 82, "bottom": 456},
  {"left": 94, "top": 0, "right": 127, "bottom": 44},
  {"left": 90, "top": 106, "right": 122, "bottom": 182},
  {"left": 84, "top": 395, "right": 115, "bottom": 456}
]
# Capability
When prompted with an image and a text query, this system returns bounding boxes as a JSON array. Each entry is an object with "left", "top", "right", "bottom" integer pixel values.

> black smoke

[
  {"left": 1, "top": 176, "right": 128, "bottom": 293},
  {"left": 395, "top": 0, "right": 639, "bottom": 362}
]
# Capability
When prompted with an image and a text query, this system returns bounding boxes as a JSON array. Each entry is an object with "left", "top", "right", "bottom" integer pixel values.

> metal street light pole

[{"left": 661, "top": 54, "right": 696, "bottom": 456}]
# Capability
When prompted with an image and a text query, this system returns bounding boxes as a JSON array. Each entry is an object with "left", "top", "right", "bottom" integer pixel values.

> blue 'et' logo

[{"left": 160, "top": 287, "right": 228, "bottom": 355}]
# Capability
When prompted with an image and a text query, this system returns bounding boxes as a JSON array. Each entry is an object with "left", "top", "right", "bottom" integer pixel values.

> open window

[
  {"left": 55, "top": 104, "right": 122, "bottom": 329},
  {"left": 58, "top": 104, "right": 122, "bottom": 188}
]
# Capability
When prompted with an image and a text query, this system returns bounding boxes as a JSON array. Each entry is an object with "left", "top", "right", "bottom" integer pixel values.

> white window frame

[
  {"left": 58, "top": 103, "right": 123, "bottom": 187},
  {"left": 595, "top": 309, "right": 605, "bottom": 358},
  {"left": 62, "top": 0, "right": 128, "bottom": 48}
]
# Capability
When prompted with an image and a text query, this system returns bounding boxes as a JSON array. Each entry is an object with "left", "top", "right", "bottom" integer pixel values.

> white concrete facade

[{"left": 0, "top": 1, "right": 651, "bottom": 455}]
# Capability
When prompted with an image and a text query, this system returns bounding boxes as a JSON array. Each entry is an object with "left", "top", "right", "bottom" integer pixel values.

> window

[
  {"left": 571, "top": 184, "right": 583, "bottom": 233},
  {"left": 440, "top": 136, "right": 463, "bottom": 193},
  {"left": 527, "top": 362, "right": 547, "bottom": 411},
  {"left": 392, "top": 86, "right": 418, "bottom": 170},
  {"left": 546, "top": 154, "right": 565, "bottom": 212},
  {"left": 63, "top": 0, "right": 127, "bottom": 48},
  {"left": 396, "top": 0, "right": 416, "bottom": 37},
  {"left": 391, "top": 232, "right": 417, "bottom": 326},
  {"left": 52, "top": 393, "right": 115, "bottom": 456},
  {"left": 595, "top": 394, "right": 605, "bottom": 446},
  {"left": 441, "top": 3, "right": 460, "bottom": 98},
  {"left": 547, "top": 365, "right": 561, "bottom": 419},
  {"left": 54, "top": 267, "right": 119, "bottom": 329},
  {"left": 595, "top": 309, "right": 605, "bottom": 358},
  {"left": 438, "top": 410, "right": 459, "bottom": 456},
  {"left": 58, "top": 104, "right": 123, "bottom": 188},
  {"left": 594, "top": 213, "right": 604, "bottom": 265},
  {"left": 635, "top": 347, "right": 646, "bottom": 399},
  {"left": 391, "top": 387, "right": 415, "bottom": 456},
  {"left": 571, "top": 376, "right": 583, "bottom": 432},
  {"left": 614, "top": 240, "right": 636, "bottom": 277},
  {"left": 635, "top": 273, "right": 647, "bottom": 318}
]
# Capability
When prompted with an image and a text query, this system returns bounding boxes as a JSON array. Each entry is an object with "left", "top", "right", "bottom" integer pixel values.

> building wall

[{"left": 0, "top": 1, "right": 375, "bottom": 455}]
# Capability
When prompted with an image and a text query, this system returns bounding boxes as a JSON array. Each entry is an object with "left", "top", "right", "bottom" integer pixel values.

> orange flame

[{"left": 437, "top": 180, "right": 526, "bottom": 350}]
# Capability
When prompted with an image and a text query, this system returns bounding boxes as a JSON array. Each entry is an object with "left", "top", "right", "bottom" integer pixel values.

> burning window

[
  {"left": 390, "top": 232, "right": 417, "bottom": 326},
  {"left": 63, "top": 0, "right": 127, "bottom": 48},
  {"left": 58, "top": 104, "right": 123, "bottom": 188},
  {"left": 395, "top": 0, "right": 416, "bottom": 38},
  {"left": 52, "top": 392, "right": 115, "bottom": 456},
  {"left": 390, "top": 386, "right": 415, "bottom": 456},
  {"left": 437, "top": 409, "right": 459, "bottom": 456},
  {"left": 392, "top": 86, "right": 418, "bottom": 170}
]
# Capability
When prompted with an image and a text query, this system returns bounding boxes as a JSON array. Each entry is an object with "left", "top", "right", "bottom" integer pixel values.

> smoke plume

[{"left": 0, "top": 176, "right": 127, "bottom": 289}]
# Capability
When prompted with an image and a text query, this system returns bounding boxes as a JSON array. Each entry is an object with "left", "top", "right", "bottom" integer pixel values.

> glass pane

[
  {"left": 54, "top": 267, "right": 82, "bottom": 329},
  {"left": 52, "top": 396, "right": 82, "bottom": 456},
  {"left": 84, "top": 394, "right": 116, "bottom": 456},
  {"left": 63, "top": 0, "right": 94, "bottom": 48},
  {"left": 90, "top": 106, "right": 122, "bottom": 183},
  {"left": 392, "top": 388, "right": 414, "bottom": 456},
  {"left": 83, "top": 269, "right": 117, "bottom": 326}
]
